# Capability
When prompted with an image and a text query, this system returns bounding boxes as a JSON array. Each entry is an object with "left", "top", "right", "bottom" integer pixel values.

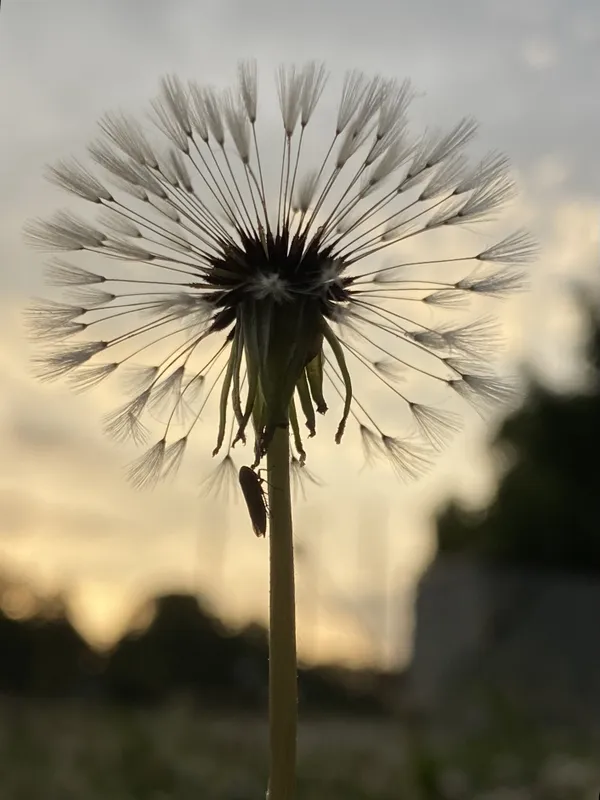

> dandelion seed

[
  {"left": 381, "top": 434, "right": 431, "bottom": 480},
  {"left": 405, "top": 329, "right": 447, "bottom": 351},
  {"left": 102, "top": 238, "right": 154, "bottom": 261},
  {"left": 120, "top": 365, "right": 160, "bottom": 395},
  {"left": 69, "top": 362, "right": 119, "bottom": 392},
  {"left": 423, "top": 289, "right": 469, "bottom": 308},
  {"left": 448, "top": 364, "right": 517, "bottom": 414},
  {"left": 361, "top": 140, "right": 411, "bottom": 196},
  {"left": 409, "top": 403, "right": 461, "bottom": 449},
  {"left": 26, "top": 300, "right": 87, "bottom": 340},
  {"left": 291, "top": 456, "right": 322, "bottom": 501},
  {"left": 454, "top": 151, "right": 510, "bottom": 194},
  {"left": 98, "top": 208, "right": 141, "bottom": 238},
  {"left": 372, "top": 359, "right": 408, "bottom": 383},
  {"left": 25, "top": 212, "right": 106, "bottom": 251},
  {"left": 426, "top": 118, "right": 478, "bottom": 167},
  {"left": 89, "top": 139, "right": 155, "bottom": 193},
  {"left": 67, "top": 287, "right": 116, "bottom": 307},
  {"left": 407, "top": 118, "right": 477, "bottom": 179},
  {"left": 238, "top": 60, "right": 258, "bottom": 123},
  {"left": 157, "top": 75, "right": 193, "bottom": 139},
  {"left": 202, "top": 88, "right": 226, "bottom": 146},
  {"left": 420, "top": 154, "right": 467, "bottom": 200},
  {"left": 336, "top": 71, "right": 367, "bottom": 134},
  {"left": 46, "top": 159, "right": 113, "bottom": 203},
  {"left": 162, "top": 436, "right": 188, "bottom": 479},
  {"left": 360, "top": 424, "right": 385, "bottom": 466},
  {"left": 147, "top": 366, "right": 186, "bottom": 418},
  {"left": 151, "top": 90, "right": 190, "bottom": 152},
  {"left": 375, "top": 79, "right": 412, "bottom": 142},
  {"left": 277, "top": 65, "right": 305, "bottom": 136},
  {"left": 128, "top": 438, "right": 166, "bottom": 488},
  {"left": 295, "top": 171, "right": 320, "bottom": 213},
  {"left": 300, "top": 62, "right": 328, "bottom": 126},
  {"left": 223, "top": 92, "right": 251, "bottom": 163},
  {"left": 438, "top": 317, "right": 503, "bottom": 358},
  {"left": 27, "top": 61, "right": 532, "bottom": 486},
  {"left": 104, "top": 390, "right": 151, "bottom": 444},
  {"left": 424, "top": 196, "right": 467, "bottom": 229},
  {"left": 456, "top": 266, "right": 529, "bottom": 297},
  {"left": 449, "top": 174, "right": 516, "bottom": 224},
  {"left": 45, "top": 259, "right": 105, "bottom": 288},
  {"left": 35, "top": 341, "right": 108, "bottom": 380},
  {"left": 99, "top": 112, "right": 158, "bottom": 167},
  {"left": 200, "top": 453, "right": 238, "bottom": 498},
  {"left": 477, "top": 230, "right": 539, "bottom": 264}
]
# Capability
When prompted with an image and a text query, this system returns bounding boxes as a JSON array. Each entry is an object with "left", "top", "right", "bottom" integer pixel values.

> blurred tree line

[
  {"left": 0, "top": 568, "right": 389, "bottom": 714},
  {"left": 436, "top": 291, "right": 600, "bottom": 572}
]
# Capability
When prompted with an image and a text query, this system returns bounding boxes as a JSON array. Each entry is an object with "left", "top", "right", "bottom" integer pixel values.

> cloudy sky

[{"left": 0, "top": 0, "right": 597, "bottom": 667}]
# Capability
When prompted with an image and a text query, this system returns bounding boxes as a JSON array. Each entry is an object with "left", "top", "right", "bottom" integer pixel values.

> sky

[{"left": 0, "top": 0, "right": 598, "bottom": 668}]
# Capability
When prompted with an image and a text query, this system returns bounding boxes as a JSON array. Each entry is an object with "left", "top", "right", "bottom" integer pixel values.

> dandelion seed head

[
  {"left": 27, "top": 61, "right": 532, "bottom": 488},
  {"left": 249, "top": 273, "right": 291, "bottom": 302}
]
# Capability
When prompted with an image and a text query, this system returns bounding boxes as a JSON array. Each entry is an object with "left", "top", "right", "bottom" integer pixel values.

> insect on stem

[{"left": 238, "top": 464, "right": 268, "bottom": 537}]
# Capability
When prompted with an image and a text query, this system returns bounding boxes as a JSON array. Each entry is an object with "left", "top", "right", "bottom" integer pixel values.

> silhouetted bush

[
  {"left": 437, "top": 292, "right": 600, "bottom": 572},
  {"left": 0, "top": 571, "right": 389, "bottom": 714}
]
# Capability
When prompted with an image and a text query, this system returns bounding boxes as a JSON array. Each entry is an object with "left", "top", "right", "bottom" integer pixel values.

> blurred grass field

[
  {"left": 0, "top": 700, "right": 404, "bottom": 799},
  {"left": 1, "top": 698, "right": 599, "bottom": 799}
]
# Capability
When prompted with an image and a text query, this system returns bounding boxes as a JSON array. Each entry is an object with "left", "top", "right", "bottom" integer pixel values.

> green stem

[{"left": 266, "top": 425, "right": 297, "bottom": 800}]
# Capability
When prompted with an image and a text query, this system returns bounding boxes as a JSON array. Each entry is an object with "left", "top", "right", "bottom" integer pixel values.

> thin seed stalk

[{"left": 266, "top": 424, "right": 297, "bottom": 800}]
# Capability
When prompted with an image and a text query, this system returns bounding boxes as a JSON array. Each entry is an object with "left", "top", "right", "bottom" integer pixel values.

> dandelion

[{"left": 26, "top": 61, "right": 534, "bottom": 799}]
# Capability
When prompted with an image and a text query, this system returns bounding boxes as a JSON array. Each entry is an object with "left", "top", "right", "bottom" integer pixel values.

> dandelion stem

[{"left": 266, "top": 424, "right": 297, "bottom": 800}]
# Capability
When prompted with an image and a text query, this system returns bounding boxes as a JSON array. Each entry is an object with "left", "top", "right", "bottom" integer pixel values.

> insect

[{"left": 238, "top": 465, "right": 268, "bottom": 538}]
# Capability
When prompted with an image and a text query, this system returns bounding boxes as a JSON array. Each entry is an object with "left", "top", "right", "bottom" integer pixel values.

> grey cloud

[
  {"left": 217, "top": 0, "right": 598, "bottom": 194},
  {"left": 9, "top": 412, "right": 85, "bottom": 454},
  {"left": 0, "top": 487, "right": 127, "bottom": 545},
  {"left": 4, "top": 0, "right": 598, "bottom": 204}
]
